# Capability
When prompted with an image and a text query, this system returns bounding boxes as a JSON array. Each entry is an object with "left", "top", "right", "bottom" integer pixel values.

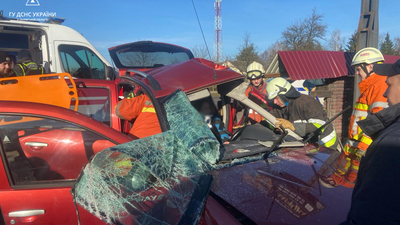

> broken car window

[{"left": 72, "top": 90, "right": 220, "bottom": 225}]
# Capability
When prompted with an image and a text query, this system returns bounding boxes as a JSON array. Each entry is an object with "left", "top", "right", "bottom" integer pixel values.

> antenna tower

[{"left": 213, "top": 0, "right": 222, "bottom": 62}]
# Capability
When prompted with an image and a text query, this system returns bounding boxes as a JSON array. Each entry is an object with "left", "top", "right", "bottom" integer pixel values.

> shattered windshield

[{"left": 72, "top": 90, "right": 220, "bottom": 225}]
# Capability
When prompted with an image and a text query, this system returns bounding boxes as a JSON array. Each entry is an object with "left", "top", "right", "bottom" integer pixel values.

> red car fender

[{"left": 199, "top": 196, "right": 241, "bottom": 225}]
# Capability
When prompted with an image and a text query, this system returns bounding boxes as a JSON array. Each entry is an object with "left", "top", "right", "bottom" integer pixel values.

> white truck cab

[{"left": 0, "top": 15, "right": 116, "bottom": 79}]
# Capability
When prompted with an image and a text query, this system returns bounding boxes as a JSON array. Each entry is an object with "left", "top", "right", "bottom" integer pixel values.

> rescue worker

[
  {"left": 320, "top": 153, "right": 359, "bottom": 189},
  {"left": 13, "top": 50, "right": 44, "bottom": 76},
  {"left": 344, "top": 47, "right": 387, "bottom": 160},
  {"left": 115, "top": 93, "right": 161, "bottom": 139},
  {"left": 0, "top": 51, "right": 13, "bottom": 78},
  {"left": 245, "top": 62, "right": 269, "bottom": 123},
  {"left": 197, "top": 100, "right": 230, "bottom": 144},
  {"left": 341, "top": 59, "right": 400, "bottom": 225},
  {"left": 266, "top": 77, "right": 338, "bottom": 149}
]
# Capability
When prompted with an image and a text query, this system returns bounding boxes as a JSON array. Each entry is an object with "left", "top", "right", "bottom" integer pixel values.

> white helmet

[
  {"left": 246, "top": 62, "right": 265, "bottom": 79},
  {"left": 266, "top": 77, "right": 291, "bottom": 100},
  {"left": 351, "top": 47, "right": 385, "bottom": 66}
]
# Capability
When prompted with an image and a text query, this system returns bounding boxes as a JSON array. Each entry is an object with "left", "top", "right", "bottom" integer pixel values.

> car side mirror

[{"left": 105, "top": 66, "right": 117, "bottom": 80}]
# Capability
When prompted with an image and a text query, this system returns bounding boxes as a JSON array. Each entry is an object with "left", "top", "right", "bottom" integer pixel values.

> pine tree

[
  {"left": 380, "top": 33, "right": 395, "bottom": 55},
  {"left": 234, "top": 32, "right": 260, "bottom": 73},
  {"left": 345, "top": 31, "right": 357, "bottom": 52}
]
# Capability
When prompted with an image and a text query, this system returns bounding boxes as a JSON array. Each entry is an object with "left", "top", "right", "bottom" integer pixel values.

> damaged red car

[{"left": 0, "top": 45, "right": 354, "bottom": 225}]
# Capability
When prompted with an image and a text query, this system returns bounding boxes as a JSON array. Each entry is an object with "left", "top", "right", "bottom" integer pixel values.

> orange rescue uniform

[
  {"left": 344, "top": 73, "right": 388, "bottom": 158},
  {"left": 330, "top": 154, "right": 359, "bottom": 188},
  {"left": 245, "top": 82, "right": 268, "bottom": 123},
  {"left": 115, "top": 95, "right": 162, "bottom": 139}
]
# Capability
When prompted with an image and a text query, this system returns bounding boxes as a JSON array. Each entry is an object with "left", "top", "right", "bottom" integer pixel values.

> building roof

[
  {"left": 266, "top": 51, "right": 400, "bottom": 80},
  {"left": 221, "top": 61, "right": 243, "bottom": 74}
]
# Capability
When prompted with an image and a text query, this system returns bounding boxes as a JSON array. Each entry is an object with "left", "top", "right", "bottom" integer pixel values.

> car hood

[
  {"left": 209, "top": 145, "right": 353, "bottom": 225},
  {"left": 129, "top": 58, "right": 244, "bottom": 98}
]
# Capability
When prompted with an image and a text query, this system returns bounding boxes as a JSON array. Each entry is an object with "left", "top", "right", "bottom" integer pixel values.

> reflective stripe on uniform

[
  {"left": 18, "top": 64, "right": 25, "bottom": 76},
  {"left": 351, "top": 108, "right": 368, "bottom": 137},
  {"left": 293, "top": 120, "right": 307, "bottom": 123},
  {"left": 308, "top": 118, "right": 326, "bottom": 126},
  {"left": 319, "top": 130, "right": 337, "bottom": 147},
  {"left": 354, "top": 102, "right": 369, "bottom": 111},
  {"left": 142, "top": 100, "right": 156, "bottom": 113},
  {"left": 344, "top": 140, "right": 359, "bottom": 155},
  {"left": 115, "top": 101, "right": 125, "bottom": 120},
  {"left": 359, "top": 135, "right": 372, "bottom": 146},
  {"left": 294, "top": 118, "right": 336, "bottom": 147},
  {"left": 142, "top": 107, "right": 156, "bottom": 113},
  {"left": 310, "top": 118, "right": 337, "bottom": 148},
  {"left": 370, "top": 101, "right": 388, "bottom": 110},
  {"left": 353, "top": 109, "right": 368, "bottom": 117},
  {"left": 293, "top": 118, "right": 325, "bottom": 125},
  {"left": 358, "top": 134, "right": 373, "bottom": 151}
]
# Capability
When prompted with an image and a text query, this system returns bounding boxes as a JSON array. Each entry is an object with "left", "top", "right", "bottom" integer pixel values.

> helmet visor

[{"left": 247, "top": 70, "right": 263, "bottom": 79}]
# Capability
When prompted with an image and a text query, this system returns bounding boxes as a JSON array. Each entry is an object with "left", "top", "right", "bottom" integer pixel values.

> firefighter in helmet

[
  {"left": 245, "top": 62, "right": 269, "bottom": 123},
  {"left": 267, "top": 77, "right": 338, "bottom": 149},
  {"left": 344, "top": 47, "right": 387, "bottom": 159}
]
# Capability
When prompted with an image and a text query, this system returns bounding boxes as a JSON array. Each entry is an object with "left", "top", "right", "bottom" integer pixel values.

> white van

[{"left": 0, "top": 16, "right": 116, "bottom": 79}]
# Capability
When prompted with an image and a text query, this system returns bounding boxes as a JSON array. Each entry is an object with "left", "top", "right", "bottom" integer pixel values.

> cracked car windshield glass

[{"left": 73, "top": 90, "right": 220, "bottom": 225}]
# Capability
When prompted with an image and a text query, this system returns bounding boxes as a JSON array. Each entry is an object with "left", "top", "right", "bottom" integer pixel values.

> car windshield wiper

[
  {"left": 264, "top": 125, "right": 287, "bottom": 159},
  {"left": 264, "top": 106, "right": 351, "bottom": 159},
  {"left": 302, "top": 105, "right": 351, "bottom": 144}
]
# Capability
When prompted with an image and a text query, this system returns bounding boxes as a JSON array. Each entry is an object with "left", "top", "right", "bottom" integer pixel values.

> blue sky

[{"left": 2, "top": 0, "right": 400, "bottom": 64}]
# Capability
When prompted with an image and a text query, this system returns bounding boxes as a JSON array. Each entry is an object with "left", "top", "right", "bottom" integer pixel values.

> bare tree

[
  {"left": 259, "top": 40, "right": 286, "bottom": 69},
  {"left": 329, "top": 29, "right": 345, "bottom": 51},
  {"left": 394, "top": 37, "right": 400, "bottom": 56},
  {"left": 120, "top": 52, "right": 160, "bottom": 67},
  {"left": 233, "top": 32, "right": 260, "bottom": 73},
  {"left": 191, "top": 45, "right": 211, "bottom": 59},
  {"left": 282, "top": 9, "right": 327, "bottom": 50}
]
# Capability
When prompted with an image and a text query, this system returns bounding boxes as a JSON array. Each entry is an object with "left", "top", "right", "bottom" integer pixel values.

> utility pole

[
  {"left": 213, "top": 0, "right": 222, "bottom": 62},
  {"left": 354, "top": 0, "right": 379, "bottom": 102}
]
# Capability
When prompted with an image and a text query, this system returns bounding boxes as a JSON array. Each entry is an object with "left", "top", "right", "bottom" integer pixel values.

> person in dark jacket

[
  {"left": 266, "top": 77, "right": 338, "bottom": 149},
  {"left": 13, "top": 50, "right": 44, "bottom": 76},
  {"left": 197, "top": 100, "right": 230, "bottom": 144},
  {"left": 341, "top": 59, "right": 400, "bottom": 225}
]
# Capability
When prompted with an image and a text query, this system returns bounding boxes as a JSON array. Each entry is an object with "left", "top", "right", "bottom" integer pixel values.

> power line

[{"left": 191, "top": 0, "right": 213, "bottom": 61}]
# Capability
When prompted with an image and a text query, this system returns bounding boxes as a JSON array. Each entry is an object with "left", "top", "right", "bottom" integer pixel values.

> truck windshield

[{"left": 59, "top": 45, "right": 106, "bottom": 79}]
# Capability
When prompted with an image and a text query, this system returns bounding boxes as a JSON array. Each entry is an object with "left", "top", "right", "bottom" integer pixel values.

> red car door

[{"left": 0, "top": 114, "right": 121, "bottom": 225}]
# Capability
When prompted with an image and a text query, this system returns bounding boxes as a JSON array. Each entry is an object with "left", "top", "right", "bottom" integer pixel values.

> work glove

[{"left": 275, "top": 118, "right": 295, "bottom": 131}]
